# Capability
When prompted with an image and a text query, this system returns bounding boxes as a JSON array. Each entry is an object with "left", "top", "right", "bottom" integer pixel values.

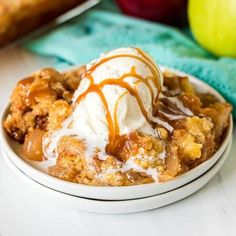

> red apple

[{"left": 117, "top": 0, "right": 188, "bottom": 26}]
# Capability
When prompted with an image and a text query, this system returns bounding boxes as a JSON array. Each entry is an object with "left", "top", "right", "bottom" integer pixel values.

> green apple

[{"left": 188, "top": 0, "right": 236, "bottom": 57}]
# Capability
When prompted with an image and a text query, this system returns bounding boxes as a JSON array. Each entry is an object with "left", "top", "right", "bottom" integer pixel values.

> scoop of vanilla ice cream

[
  {"left": 43, "top": 47, "right": 163, "bottom": 160},
  {"left": 71, "top": 47, "right": 163, "bottom": 148}
]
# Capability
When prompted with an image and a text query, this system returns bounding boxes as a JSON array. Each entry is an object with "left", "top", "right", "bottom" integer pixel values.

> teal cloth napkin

[{"left": 24, "top": 8, "right": 236, "bottom": 117}]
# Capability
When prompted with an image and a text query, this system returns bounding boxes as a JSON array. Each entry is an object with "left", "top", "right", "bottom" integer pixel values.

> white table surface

[{"left": 0, "top": 47, "right": 236, "bottom": 236}]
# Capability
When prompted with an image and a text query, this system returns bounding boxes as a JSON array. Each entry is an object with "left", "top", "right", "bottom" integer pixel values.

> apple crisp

[{"left": 4, "top": 67, "right": 232, "bottom": 186}]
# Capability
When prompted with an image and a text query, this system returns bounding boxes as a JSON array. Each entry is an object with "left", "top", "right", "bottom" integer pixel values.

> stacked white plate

[{"left": 0, "top": 67, "right": 233, "bottom": 214}]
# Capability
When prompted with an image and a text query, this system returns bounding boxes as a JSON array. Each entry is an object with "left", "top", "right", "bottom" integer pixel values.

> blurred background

[{"left": 0, "top": 0, "right": 235, "bottom": 57}]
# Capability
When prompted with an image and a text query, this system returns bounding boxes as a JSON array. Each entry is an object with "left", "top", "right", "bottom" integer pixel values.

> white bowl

[
  {"left": 0, "top": 66, "right": 233, "bottom": 200},
  {"left": 2, "top": 137, "right": 232, "bottom": 214}
]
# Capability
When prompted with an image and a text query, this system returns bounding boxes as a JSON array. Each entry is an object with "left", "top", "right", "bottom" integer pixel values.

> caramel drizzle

[
  {"left": 87, "top": 53, "right": 162, "bottom": 94},
  {"left": 76, "top": 52, "right": 162, "bottom": 154}
]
